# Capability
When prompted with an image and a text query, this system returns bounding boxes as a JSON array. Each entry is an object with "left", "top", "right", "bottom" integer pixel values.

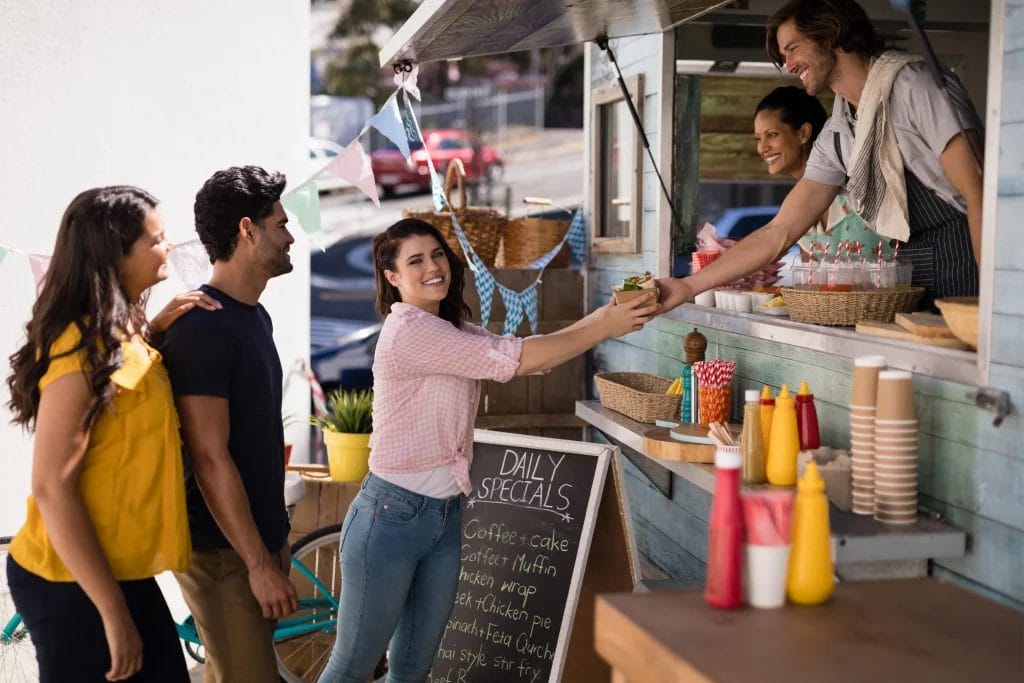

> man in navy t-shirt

[{"left": 161, "top": 165, "right": 297, "bottom": 682}]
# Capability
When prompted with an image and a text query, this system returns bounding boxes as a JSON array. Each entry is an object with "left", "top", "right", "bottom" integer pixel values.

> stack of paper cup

[
  {"left": 850, "top": 355, "right": 885, "bottom": 515},
  {"left": 874, "top": 370, "right": 918, "bottom": 525}
]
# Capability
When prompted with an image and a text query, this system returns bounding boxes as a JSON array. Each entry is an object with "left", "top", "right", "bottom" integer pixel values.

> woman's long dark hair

[
  {"left": 372, "top": 218, "right": 471, "bottom": 328},
  {"left": 7, "top": 186, "right": 158, "bottom": 430}
]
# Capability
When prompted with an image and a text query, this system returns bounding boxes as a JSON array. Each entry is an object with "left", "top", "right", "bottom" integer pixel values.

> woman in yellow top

[{"left": 5, "top": 186, "right": 220, "bottom": 682}]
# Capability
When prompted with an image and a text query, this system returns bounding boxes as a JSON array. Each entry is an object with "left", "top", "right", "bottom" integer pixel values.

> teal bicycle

[
  {"left": 3, "top": 525, "right": 349, "bottom": 683},
  {"left": 1, "top": 538, "right": 38, "bottom": 683}
]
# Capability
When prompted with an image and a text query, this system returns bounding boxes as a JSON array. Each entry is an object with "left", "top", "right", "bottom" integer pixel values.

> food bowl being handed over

[{"left": 612, "top": 272, "right": 660, "bottom": 304}]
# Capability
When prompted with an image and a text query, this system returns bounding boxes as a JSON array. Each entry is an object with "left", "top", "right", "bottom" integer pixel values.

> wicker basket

[
  {"left": 402, "top": 159, "right": 506, "bottom": 266},
  {"left": 594, "top": 372, "right": 682, "bottom": 424},
  {"left": 782, "top": 287, "right": 925, "bottom": 326},
  {"left": 496, "top": 215, "right": 571, "bottom": 268}
]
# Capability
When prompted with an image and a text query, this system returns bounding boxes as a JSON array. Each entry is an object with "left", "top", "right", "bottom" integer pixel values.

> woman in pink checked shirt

[{"left": 317, "top": 218, "right": 657, "bottom": 683}]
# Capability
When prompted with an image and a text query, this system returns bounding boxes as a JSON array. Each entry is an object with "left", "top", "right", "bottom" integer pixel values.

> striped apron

[
  {"left": 834, "top": 132, "right": 978, "bottom": 309},
  {"left": 895, "top": 169, "right": 979, "bottom": 310}
]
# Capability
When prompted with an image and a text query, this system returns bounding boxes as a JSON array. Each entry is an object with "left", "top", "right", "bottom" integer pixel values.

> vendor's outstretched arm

[{"left": 657, "top": 179, "right": 839, "bottom": 312}]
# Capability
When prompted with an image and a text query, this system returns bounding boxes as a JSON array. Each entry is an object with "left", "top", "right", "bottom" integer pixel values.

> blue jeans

[{"left": 318, "top": 474, "right": 462, "bottom": 683}]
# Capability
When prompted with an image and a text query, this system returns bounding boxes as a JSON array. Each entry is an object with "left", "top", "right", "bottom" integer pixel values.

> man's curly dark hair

[{"left": 193, "top": 165, "right": 287, "bottom": 263}]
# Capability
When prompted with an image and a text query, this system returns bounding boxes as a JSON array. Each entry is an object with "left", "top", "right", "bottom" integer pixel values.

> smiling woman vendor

[{"left": 754, "top": 86, "right": 892, "bottom": 261}]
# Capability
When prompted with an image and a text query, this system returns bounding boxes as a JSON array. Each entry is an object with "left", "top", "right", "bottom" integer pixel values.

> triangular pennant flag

[
  {"left": 393, "top": 64, "right": 421, "bottom": 101},
  {"left": 474, "top": 260, "right": 496, "bottom": 327},
  {"left": 498, "top": 285, "right": 525, "bottom": 336},
  {"left": 0, "top": 245, "right": 8, "bottom": 267},
  {"left": 566, "top": 209, "right": 588, "bottom": 267},
  {"left": 28, "top": 254, "right": 51, "bottom": 291},
  {"left": 523, "top": 284, "right": 539, "bottom": 335},
  {"left": 526, "top": 235, "right": 567, "bottom": 271},
  {"left": 325, "top": 140, "right": 381, "bottom": 208},
  {"left": 280, "top": 181, "right": 323, "bottom": 237},
  {"left": 400, "top": 92, "right": 446, "bottom": 211},
  {"left": 168, "top": 239, "right": 212, "bottom": 290},
  {"left": 365, "top": 92, "right": 410, "bottom": 159}
]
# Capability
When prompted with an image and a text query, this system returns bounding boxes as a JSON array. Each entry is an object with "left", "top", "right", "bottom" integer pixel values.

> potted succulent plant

[{"left": 313, "top": 388, "right": 373, "bottom": 482}]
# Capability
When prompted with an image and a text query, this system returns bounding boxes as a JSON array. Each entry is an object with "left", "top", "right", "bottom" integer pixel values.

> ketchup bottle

[
  {"left": 705, "top": 445, "right": 744, "bottom": 609},
  {"left": 795, "top": 380, "right": 821, "bottom": 450}
]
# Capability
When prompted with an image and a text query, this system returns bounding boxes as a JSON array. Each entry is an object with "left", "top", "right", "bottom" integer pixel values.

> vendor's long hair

[
  {"left": 373, "top": 218, "right": 471, "bottom": 328},
  {"left": 7, "top": 186, "right": 157, "bottom": 430}
]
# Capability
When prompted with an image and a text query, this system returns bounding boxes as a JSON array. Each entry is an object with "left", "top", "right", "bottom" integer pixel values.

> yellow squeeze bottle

[
  {"left": 786, "top": 461, "right": 834, "bottom": 605},
  {"left": 759, "top": 385, "right": 775, "bottom": 450},
  {"left": 766, "top": 385, "right": 799, "bottom": 486}
]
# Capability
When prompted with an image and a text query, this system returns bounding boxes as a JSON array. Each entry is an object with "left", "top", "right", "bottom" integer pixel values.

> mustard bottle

[
  {"left": 766, "top": 384, "right": 799, "bottom": 486},
  {"left": 759, "top": 385, "right": 775, "bottom": 450},
  {"left": 786, "top": 461, "right": 834, "bottom": 605}
]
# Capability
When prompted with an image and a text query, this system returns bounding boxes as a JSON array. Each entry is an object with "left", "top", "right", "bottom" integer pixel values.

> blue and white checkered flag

[
  {"left": 566, "top": 209, "right": 587, "bottom": 267},
  {"left": 400, "top": 92, "right": 447, "bottom": 211},
  {"left": 474, "top": 257, "right": 496, "bottom": 326},
  {"left": 526, "top": 238, "right": 566, "bottom": 271},
  {"left": 523, "top": 284, "right": 539, "bottom": 334},
  {"left": 498, "top": 284, "right": 524, "bottom": 336}
]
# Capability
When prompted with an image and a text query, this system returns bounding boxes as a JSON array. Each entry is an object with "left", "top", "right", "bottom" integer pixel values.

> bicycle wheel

[
  {"left": 1, "top": 540, "right": 39, "bottom": 683},
  {"left": 275, "top": 525, "right": 343, "bottom": 683}
]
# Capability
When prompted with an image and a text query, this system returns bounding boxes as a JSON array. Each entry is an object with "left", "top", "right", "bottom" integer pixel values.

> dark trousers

[{"left": 6, "top": 554, "right": 189, "bottom": 683}]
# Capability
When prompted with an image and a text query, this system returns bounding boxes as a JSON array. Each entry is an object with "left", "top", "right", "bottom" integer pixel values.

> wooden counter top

[{"left": 595, "top": 579, "right": 1023, "bottom": 683}]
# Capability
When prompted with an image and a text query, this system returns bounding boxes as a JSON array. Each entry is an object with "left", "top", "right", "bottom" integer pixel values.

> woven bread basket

[
  {"left": 496, "top": 215, "right": 571, "bottom": 268},
  {"left": 781, "top": 287, "right": 925, "bottom": 326},
  {"left": 594, "top": 372, "right": 682, "bottom": 424},
  {"left": 402, "top": 159, "right": 506, "bottom": 266}
]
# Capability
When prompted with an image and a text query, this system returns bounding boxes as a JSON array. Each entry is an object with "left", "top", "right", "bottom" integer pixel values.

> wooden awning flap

[{"left": 379, "top": 0, "right": 734, "bottom": 67}]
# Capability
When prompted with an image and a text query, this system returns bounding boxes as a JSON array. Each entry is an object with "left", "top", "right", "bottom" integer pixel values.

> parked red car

[{"left": 371, "top": 128, "right": 504, "bottom": 197}]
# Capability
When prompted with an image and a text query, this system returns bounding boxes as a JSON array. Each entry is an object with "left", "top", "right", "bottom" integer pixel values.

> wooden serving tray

[
  {"left": 855, "top": 321, "right": 969, "bottom": 349},
  {"left": 642, "top": 423, "right": 742, "bottom": 463}
]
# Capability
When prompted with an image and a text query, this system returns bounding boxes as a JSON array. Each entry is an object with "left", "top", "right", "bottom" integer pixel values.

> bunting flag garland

[
  {"left": 280, "top": 181, "right": 323, "bottom": 237},
  {"left": 3, "top": 60, "right": 590, "bottom": 342},
  {"left": 399, "top": 91, "right": 447, "bottom": 212},
  {"left": 167, "top": 239, "right": 212, "bottom": 290},
  {"left": 28, "top": 254, "right": 51, "bottom": 289},
  {"left": 325, "top": 140, "right": 381, "bottom": 208},
  {"left": 393, "top": 64, "right": 421, "bottom": 101},
  {"left": 566, "top": 208, "right": 588, "bottom": 268},
  {"left": 364, "top": 91, "right": 411, "bottom": 159}
]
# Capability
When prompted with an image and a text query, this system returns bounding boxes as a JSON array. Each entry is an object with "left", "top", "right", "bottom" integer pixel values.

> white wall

[{"left": 0, "top": 0, "right": 311, "bottom": 535}]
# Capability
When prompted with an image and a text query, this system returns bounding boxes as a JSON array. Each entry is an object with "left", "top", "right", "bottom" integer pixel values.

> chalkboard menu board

[{"left": 428, "top": 430, "right": 612, "bottom": 683}]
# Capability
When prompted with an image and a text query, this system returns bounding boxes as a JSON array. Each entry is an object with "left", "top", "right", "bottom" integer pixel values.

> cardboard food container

[{"left": 611, "top": 286, "right": 659, "bottom": 305}]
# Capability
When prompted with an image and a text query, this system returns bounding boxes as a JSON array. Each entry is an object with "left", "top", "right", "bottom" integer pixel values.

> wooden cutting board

[
  {"left": 642, "top": 423, "right": 742, "bottom": 463},
  {"left": 855, "top": 321, "right": 969, "bottom": 349},
  {"left": 894, "top": 312, "right": 955, "bottom": 338}
]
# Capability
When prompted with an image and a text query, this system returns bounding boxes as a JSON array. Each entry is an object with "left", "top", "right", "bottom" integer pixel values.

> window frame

[{"left": 591, "top": 74, "right": 644, "bottom": 254}]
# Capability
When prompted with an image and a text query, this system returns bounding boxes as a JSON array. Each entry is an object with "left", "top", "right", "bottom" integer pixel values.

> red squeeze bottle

[
  {"left": 796, "top": 380, "right": 821, "bottom": 450},
  {"left": 705, "top": 445, "right": 744, "bottom": 609}
]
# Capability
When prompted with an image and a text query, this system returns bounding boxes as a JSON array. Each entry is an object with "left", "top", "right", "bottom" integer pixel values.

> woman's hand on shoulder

[
  {"left": 598, "top": 290, "right": 659, "bottom": 338},
  {"left": 149, "top": 290, "right": 222, "bottom": 335},
  {"left": 655, "top": 277, "right": 694, "bottom": 313}
]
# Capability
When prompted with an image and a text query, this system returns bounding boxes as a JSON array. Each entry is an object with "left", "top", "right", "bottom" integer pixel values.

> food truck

[{"left": 379, "top": 1, "right": 1022, "bottom": 680}]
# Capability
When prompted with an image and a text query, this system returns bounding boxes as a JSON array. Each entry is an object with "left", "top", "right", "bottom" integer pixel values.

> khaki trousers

[{"left": 175, "top": 544, "right": 290, "bottom": 683}]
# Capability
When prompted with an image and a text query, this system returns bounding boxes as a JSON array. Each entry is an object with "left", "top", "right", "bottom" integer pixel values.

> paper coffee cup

[
  {"left": 852, "top": 356, "right": 886, "bottom": 406},
  {"left": 875, "top": 371, "right": 915, "bottom": 420}
]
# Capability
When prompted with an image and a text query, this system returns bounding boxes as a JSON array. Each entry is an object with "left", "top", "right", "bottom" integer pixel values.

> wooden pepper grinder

[{"left": 680, "top": 329, "right": 707, "bottom": 423}]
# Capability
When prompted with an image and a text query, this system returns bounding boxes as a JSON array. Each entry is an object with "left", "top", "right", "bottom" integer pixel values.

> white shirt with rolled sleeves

[
  {"left": 803, "top": 59, "right": 982, "bottom": 214},
  {"left": 369, "top": 302, "right": 524, "bottom": 496}
]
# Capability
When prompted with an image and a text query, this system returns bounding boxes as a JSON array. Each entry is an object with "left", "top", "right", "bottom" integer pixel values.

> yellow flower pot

[{"left": 324, "top": 430, "right": 371, "bottom": 482}]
